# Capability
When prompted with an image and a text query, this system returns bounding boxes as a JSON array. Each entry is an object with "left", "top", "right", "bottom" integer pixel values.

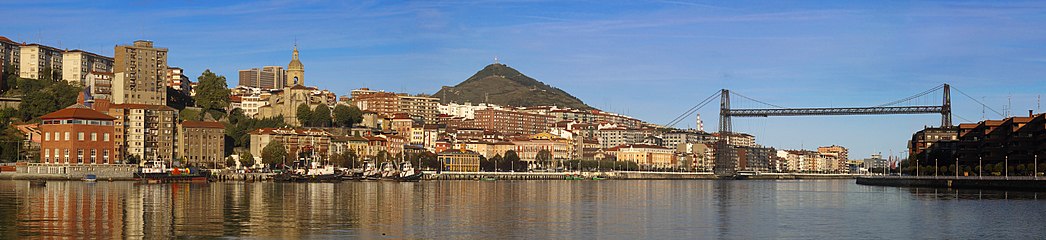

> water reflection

[{"left": 0, "top": 180, "right": 1044, "bottom": 239}]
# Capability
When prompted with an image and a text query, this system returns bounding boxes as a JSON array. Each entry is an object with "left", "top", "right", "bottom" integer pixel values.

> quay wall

[
  {"left": 1, "top": 163, "right": 138, "bottom": 180},
  {"left": 856, "top": 176, "right": 1046, "bottom": 191}
]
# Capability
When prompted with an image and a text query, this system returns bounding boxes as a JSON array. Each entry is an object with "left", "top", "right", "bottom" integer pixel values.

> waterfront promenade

[{"left": 857, "top": 175, "right": 1046, "bottom": 191}]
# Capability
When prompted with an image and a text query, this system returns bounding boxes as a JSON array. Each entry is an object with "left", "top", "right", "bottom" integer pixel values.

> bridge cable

[
  {"left": 876, "top": 84, "right": 945, "bottom": 107},
  {"left": 666, "top": 91, "right": 720, "bottom": 128},
  {"left": 951, "top": 86, "right": 1005, "bottom": 118},
  {"left": 731, "top": 91, "right": 787, "bottom": 109}
]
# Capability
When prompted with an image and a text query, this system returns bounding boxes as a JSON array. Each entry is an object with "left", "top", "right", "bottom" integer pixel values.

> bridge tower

[
  {"left": 942, "top": 84, "right": 952, "bottom": 127},
  {"left": 715, "top": 89, "right": 736, "bottom": 177}
]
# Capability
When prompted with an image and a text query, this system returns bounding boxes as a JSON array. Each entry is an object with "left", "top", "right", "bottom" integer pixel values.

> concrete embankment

[
  {"left": 856, "top": 176, "right": 1046, "bottom": 191},
  {"left": 424, "top": 171, "right": 853, "bottom": 180}
]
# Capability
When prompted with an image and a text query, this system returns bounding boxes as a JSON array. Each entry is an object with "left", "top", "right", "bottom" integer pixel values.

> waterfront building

[
  {"left": 238, "top": 66, "right": 285, "bottom": 89},
  {"left": 177, "top": 121, "right": 225, "bottom": 168},
  {"left": 256, "top": 85, "right": 324, "bottom": 126},
  {"left": 103, "top": 103, "right": 178, "bottom": 165},
  {"left": 437, "top": 149, "right": 480, "bottom": 172},
  {"left": 112, "top": 40, "right": 168, "bottom": 105},
  {"left": 909, "top": 126, "right": 959, "bottom": 162},
  {"left": 949, "top": 113, "right": 1045, "bottom": 170},
  {"left": 39, "top": 103, "right": 116, "bottom": 164},
  {"left": 249, "top": 128, "right": 331, "bottom": 164},
  {"left": 608, "top": 144, "right": 676, "bottom": 168},
  {"left": 738, "top": 146, "right": 772, "bottom": 172},
  {"left": 61, "top": 50, "right": 113, "bottom": 84},
  {"left": 19, "top": 43, "right": 63, "bottom": 80},
  {"left": 818, "top": 145, "right": 850, "bottom": 173}
]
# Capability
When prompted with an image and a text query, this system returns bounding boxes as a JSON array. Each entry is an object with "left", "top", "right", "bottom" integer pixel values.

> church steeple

[{"left": 287, "top": 43, "right": 305, "bottom": 86}]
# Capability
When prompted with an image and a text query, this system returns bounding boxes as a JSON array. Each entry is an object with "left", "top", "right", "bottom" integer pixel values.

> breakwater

[{"left": 856, "top": 176, "right": 1046, "bottom": 191}]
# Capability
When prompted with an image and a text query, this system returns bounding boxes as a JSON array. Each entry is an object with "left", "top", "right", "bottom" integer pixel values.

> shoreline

[{"left": 2, "top": 171, "right": 858, "bottom": 181}]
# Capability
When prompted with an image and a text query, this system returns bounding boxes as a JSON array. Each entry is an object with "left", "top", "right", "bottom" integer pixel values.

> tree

[
  {"left": 490, "top": 154, "right": 504, "bottom": 172},
  {"left": 536, "top": 149, "right": 552, "bottom": 168},
  {"left": 179, "top": 108, "right": 202, "bottom": 121},
  {"left": 167, "top": 87, "right": 195, "bottom": 110},
  {"left": 225, "top": 157, "right": 236, "bottom": 168},
  {"left": 503, "top": 150, "right": 527, "bottom": 172},
  {"left": 125, "top": 155, "right": 141, "bottom": 165},
  {"left": 239, "top": 151, "right": 255, "bottom": 168},
  {"left": 479, "top": 155, "right": 495, "bottom": 171},
  {"left": 296, "top": 103, "right": 313, "bottom": 127},
  {"left": 332, "top": 105, "right": 363, "bottom": 128},
  {"left": 262, "top": 141, "right": 287, "bottom": 168},
  {"left": 194, "top": 70, "right": 230, "bottom": 120},
  {"left": 311, "top": 105, "right": 332, "bottom": 127},
  {"left": 17, "top": 80, "right": 80, "bottom": 121}
]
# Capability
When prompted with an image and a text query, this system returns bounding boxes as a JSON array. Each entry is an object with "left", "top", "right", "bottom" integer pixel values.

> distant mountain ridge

[{"left": 435, "top": 63, "right": 592, "bottom": 109}]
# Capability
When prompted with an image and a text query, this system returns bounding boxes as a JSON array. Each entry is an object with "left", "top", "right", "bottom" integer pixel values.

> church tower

[{"left": 286, "top": 44, "right": 305, "bottom": 86}]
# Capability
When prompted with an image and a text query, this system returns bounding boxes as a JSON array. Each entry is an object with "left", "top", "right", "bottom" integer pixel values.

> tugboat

[
  {"left": 397, "top": 161, "right": 424, "bottom": 181},
  {"left": 361, "top": 162, "right": 382, "bottom": 181},
  {"left": 274, "top": 156, "right": 342, "bottom": 182},
  {"left": 135, "top": 160, "right": 209, "bottom": 183},
  {"left": 379, "top": 161, "right": 400, "bottom": 181}
]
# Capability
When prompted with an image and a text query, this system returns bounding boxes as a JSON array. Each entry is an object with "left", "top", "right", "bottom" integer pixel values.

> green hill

[{"left": 435, "top": 63, "right": 591, "bottom": 109}]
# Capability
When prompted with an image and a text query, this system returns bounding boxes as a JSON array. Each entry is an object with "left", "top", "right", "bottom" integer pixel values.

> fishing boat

[
  {"left": 275, "top": 156, "right": 343, "bottom": 182},
  {"left": 565, "top": 175, "right": 585, "bottom": 180}
]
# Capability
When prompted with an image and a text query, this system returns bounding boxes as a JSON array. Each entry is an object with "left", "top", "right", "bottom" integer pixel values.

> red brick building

[
  {"left": 473, "top": 108, "right": 552, "bottom": 136},
  {"left": 39, "top": 104, "right": 116, "bottom": 164}
]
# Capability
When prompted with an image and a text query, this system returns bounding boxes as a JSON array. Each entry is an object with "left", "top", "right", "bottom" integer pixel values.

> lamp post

[
  {"left": 978, "top": 156, "right": 982, "bottom": 179},
  {"left": 955, "top": 157, "right": 959, "bottom": 179},
  {"left": 935, "top": 157, "right": 938, "bottom": 177},
  {"left": 1005, "top": 155, "right": 1009, "bottom": 179},
  {"left": 1035, "top": 154, "right": 1038, "bottom": 180}
]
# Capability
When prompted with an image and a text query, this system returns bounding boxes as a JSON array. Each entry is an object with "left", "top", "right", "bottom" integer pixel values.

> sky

[{"left": 5, "top": 0, "right": 1046, "bottom": 158}]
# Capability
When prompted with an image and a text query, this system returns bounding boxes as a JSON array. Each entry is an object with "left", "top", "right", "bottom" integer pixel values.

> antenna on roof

[{"left": 494, "top": 56, "right": 499, "bottom": 64}]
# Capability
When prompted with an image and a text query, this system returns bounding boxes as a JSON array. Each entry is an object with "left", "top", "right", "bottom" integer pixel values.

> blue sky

[{"left": 6, "top": 0, "right": 1046, "bottom": 158}]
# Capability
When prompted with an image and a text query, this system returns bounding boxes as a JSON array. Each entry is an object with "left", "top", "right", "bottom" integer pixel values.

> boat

[
  {"left": 361, "top": 162, "right": 381, "bottom": 181},
  {"left": 590, "top": 176, "right": 606, "bottom": 180},
  {"left": 481, "top": 176, "right": 497, "bottom": 181},
  {"left": 397, "top": 161, "right": 424, "bottom": 181},
  {"left": 274, "top": 156, "right": 343, "bottom": 182},
  {"left": 565, "top": 175, "right": 585, "bottom": 180},
  {"left": 135, "top": 160, "right": 209, "bottom": 183},
  {"left": 83, "top": 174, "right": 98, "bottom": 182},
  {"left": 379, "top": 161, "right": 400, "bottom": 181}
]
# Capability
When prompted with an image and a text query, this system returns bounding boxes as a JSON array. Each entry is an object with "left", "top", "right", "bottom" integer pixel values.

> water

[{"left": 0, "top": 180, "right": 1043, "bottom": 239}]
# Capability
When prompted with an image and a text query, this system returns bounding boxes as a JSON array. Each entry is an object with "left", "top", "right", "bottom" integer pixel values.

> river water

[{"left": 0, "top": 179, "right": 1043, "bottom": 239}]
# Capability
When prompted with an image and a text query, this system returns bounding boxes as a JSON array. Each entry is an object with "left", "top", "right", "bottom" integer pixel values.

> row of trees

[{"left": 296, "top": 103, "right": 364, "bottom": 128}]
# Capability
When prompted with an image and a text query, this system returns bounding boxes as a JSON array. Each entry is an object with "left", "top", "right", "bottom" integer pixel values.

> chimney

[{"left": 1031, "top": 110, "right": 1034, "bottom": 117}]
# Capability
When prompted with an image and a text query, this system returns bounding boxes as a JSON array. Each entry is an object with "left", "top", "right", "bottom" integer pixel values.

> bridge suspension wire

[
  {"left": 951, "top": 86, "right": 1005, "bottom": 118},
  {"left": 731, "top": 91, "right": 787, "bottom": 109},
  {"left": 876, "top": 84, "right": 945, "bottom": 107},
  {"left": 953, "top": 113, "right": 974, "bottom": 123},
  {"left": 666, "top": 91, "right": 720, "bottom": 128}
]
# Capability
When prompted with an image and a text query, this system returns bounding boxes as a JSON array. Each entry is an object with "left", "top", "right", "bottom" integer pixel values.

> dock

[{"left": 856, "top": 176, "right": 1046, "bottom": 191}]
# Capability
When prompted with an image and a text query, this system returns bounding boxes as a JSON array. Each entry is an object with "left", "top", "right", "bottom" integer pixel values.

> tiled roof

[
  {"left": 41, "top": 104, "right": 116, "bottom": 120},
  {"left": 110, "top": 104, "right": 176, "bottom": 111},
  {"left": 181, "top": 121, "right": 225, "bottom": 129}
]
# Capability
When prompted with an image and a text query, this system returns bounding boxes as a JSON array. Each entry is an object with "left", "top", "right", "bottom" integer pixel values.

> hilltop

[{"left": 434, "top": 63, "right": 591, "bottom": 109}]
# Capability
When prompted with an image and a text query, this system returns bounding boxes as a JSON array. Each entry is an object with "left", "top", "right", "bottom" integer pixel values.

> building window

[
  {"left": 77, "top": 149, "right": 84, "bottom": 163},
  {"left": 90, "top": 149, "right": 97, "bottom": 164},
  {"left": 44, "top": 150, "right": 50, "bottom": 163},
  {"left": 103, "top": 150, "right": 110, "bottom": 164},
  {"left": 65, "top": 132, "right": 70, "bottom": 141},
  {"left": 45, "top": 132, "right": 50, "bottom": 141},
  {"left": 104, "top": 133, "right": 110, "bottom": 141},
  {"left": 64, "top": 149, "right": 70, "bottom": 163},
  {"left": 78, "top": 132, "right": 84, "bottom": 141}
]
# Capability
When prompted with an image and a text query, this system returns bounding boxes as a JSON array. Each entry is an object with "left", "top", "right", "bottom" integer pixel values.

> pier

[{"left": 856, "top": 176, "right": 1046, "bottom": 191}]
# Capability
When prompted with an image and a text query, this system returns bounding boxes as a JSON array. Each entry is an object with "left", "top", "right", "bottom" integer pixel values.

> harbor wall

[
  {"left": 856, "top": 177, "right": 1046, "bottom": 191},
  {"left": 4, "top": 163, "right": 137, "bottom": 180}
]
